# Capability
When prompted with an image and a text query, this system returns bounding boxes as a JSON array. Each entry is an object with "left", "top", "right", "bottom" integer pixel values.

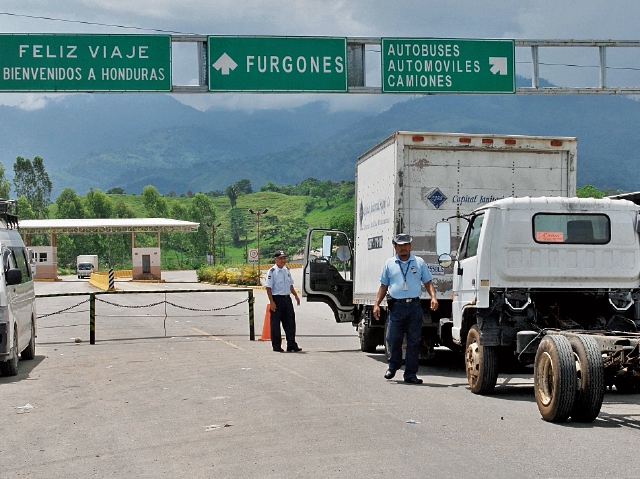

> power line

[
  {"left": 517, "top": 60, "right": 640, "bottom": 72},
  {"left": 0, "top": 11, "right": 196, "bottom": 35}
]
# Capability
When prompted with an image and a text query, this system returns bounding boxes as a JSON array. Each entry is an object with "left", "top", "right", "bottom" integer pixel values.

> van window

[
  {"left": 11, "top": 247, "right": 31, "bottom": 282},
  {"left": 533, "top": 214, "right": 610, "bottom": 244}
]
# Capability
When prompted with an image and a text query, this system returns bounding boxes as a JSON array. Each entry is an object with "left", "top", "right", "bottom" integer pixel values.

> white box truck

[
  {"left": 434, "top": 196, "right": 640, "bottom": 422},
  {"left": 302, "top": 131, "right": 577, "bottom": 357},
  {"left": 76, "top": 255, "right": 98, "bottom": 279}
]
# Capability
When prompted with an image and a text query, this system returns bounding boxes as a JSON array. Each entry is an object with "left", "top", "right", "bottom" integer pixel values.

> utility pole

[{"left": 248, "top": 208, "right": 268, "bottom": 272}]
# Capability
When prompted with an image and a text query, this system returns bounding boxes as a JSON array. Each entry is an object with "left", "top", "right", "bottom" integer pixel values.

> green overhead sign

[
  {"left": 381, "top": 38, "right": 515, "bottom": 93},
  {"left": 0, "top": 34, "right": 171, "bottom": 91},
  {"left": 208, "top": 36, "right": 348, "bottom": 92}
]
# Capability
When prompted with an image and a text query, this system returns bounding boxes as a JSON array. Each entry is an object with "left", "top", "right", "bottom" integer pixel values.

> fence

[{"left": 36, "top": 288, "right": 255, "bottom": 344}]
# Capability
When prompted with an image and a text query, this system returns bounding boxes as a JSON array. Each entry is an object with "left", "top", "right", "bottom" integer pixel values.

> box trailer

[{"left": 303, "top": 131, "right": 577, "bottom": 356}]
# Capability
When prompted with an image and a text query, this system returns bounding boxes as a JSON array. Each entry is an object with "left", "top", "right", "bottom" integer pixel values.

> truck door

[
  {"left": 452, "top": 214, "right": 484, "bottom": 341},
  {"left": 303, "top": 229, "right": 354, "bottom": 323}
]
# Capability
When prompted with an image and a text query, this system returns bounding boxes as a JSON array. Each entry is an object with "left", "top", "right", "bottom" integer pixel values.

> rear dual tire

[{"left": 534, "top": 334, "right": 604, "bottom": 423}]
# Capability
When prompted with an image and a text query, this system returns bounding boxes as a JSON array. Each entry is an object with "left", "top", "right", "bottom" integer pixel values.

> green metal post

[
  {"left": 248, "top": 289, "right": 255, "bottom": 340},
  {"left": 90, "top": 293, "right": 96, "bottom": 344}
]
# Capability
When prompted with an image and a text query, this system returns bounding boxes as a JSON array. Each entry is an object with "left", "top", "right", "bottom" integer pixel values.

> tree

[
  {"left": 85, "top": 188, "right": 114, "bottom": 218},
  {"left": 56, "top": 188, "right": 86, "bottom": 219},
  {"left": 225, "top": 185, "right": 239, "bottom": 208},
  {"left": 234, "top": 178, "right": 253, "bottom": 194},
  {"left": 330, "top": 211, "right": 355, "bottom": 243},
  {"left": 577, "top": 184, "right": 605, "bottom": 199},
  {"left": 106, "top": 187, "right": 126, "bottom": 195},
  {"left": 188, "top": 193, "right": 217, "bottom": 258},
  {"left": 0, "top": 163, "right": 10, "bottom": 199},
  {"left": 114, "top": 199, "right": 135, "bottom": 218},
  {"left": 13, "top": 156, "right": 52, "bottom": 218},
  {"left": 141, "top": 185, "right": 168, "bottom": 217},
  {"left": 228, "top": 208, "right": 248, "bottom": 244},
  {"left": 311, "top": 180, "right": 339, "bottom": 208}
]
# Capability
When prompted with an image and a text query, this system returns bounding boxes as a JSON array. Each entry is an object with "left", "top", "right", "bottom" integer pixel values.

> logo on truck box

[{"left": 424, "top": 188, "right": 448, "bottom": 209}]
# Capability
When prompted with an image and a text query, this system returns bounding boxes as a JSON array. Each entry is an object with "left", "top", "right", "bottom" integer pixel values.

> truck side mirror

[
  {"left": 438, "top": 253, "right": 452, "bottom": 268},
  {"left": 435, "top": 221, "right": 451, "bottom": 257},
  {"left": 322, "top": 235, "right": 332, "bottom": 259}
]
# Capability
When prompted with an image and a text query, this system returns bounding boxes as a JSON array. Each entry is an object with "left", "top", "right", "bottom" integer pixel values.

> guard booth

[
  {"left": 18, "top": 218, "right": 199, "bottom": 281},
  {"left": 29, "top": 246, "right": 57, "bottom": 280}
]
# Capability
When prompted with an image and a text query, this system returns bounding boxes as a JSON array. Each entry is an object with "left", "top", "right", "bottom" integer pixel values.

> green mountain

[{"left": 3, "top": 75, "right": 640, "bottom": 197}]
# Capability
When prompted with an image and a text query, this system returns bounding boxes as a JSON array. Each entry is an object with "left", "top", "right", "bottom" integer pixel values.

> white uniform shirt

[{"left": 264, "top": 265, "right": 294, "bottom": 295}]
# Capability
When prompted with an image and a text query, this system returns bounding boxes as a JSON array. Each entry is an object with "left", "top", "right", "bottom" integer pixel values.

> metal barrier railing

[{"left": 36, "top": 288, "right": 255, "bottom": 344}]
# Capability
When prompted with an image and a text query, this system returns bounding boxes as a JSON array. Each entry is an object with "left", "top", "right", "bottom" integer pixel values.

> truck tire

[
  {"left": 569, "top": 335, "right": 604, "bottom": 422},
  {"left": 358, "top": 308, "right": 378, "bottom": 353},
  {"left": 534, "top": 335, "right": 576, "bottom": 423},
  {"left": 465, "top": 325, "right": 498, "bottom": 395},
  {"left": 21, "top": 319, "right": 36, "bottom": 361},
  {"left": 0, "top": 328, "right": 19, "bottom": 376}
]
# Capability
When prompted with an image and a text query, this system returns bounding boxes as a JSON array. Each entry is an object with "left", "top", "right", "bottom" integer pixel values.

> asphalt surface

[{"left": 2, "top": 271, "right": 640, "bottom": 478}]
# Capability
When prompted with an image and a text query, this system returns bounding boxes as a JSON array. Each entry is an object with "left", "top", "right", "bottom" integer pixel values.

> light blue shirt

[
  {"left": 264, "top": 265, "right": 294, "bottom": 295},
  {"left": 379, "top": 253, "right": 433, "bottom": 299}
]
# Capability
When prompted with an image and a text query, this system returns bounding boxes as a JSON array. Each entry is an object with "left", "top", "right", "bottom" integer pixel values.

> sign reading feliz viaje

[
  {"left": 0, "top": 34, "right": 172, "bottom": 91},
  {"left": 381, "top": 38, "right": 515, "bottom": 93},
  {"left": 208, "top": 36, "right": 348, "bottom": 92}
]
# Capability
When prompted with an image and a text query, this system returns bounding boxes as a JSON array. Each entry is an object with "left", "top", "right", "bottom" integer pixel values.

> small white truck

[
  {"left": 434, "top": 196, "right": 640, "bottom": 422},
  {"left": 76, "top": 255, "right": 98, "bottom": 279},
  {"left": 303, "top": 131, "right": 577, "bottom": 358}
]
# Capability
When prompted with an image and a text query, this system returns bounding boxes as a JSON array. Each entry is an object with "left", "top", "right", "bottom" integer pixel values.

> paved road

[{"left": 2, "top": 272, "right": 640, "bottom": 478}]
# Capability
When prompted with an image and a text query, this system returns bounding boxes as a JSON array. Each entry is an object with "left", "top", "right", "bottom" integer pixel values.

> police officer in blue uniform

[
  {"left": 373, "top": 234, "right": 438, "bottom": 384},
  {"left": 264, "top": 250, "right": 302, "bottom": 353}
]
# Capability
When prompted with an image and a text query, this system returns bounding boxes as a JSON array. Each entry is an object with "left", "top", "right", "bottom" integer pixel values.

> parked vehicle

[
  {"left": 302, "top": 131, "right": 577, "bottom": 359},
  {"left": 0, "top": 199, "right": 37, "bottom": 376},
  {"left": 76, "top": 255, "right": 98, "bottom": 279},
  {"left": 435, "top": 196, "right": 640, "bottom": 422}
]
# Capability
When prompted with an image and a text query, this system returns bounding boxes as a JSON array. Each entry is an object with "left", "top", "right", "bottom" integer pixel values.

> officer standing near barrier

[
  {"left": 373, "top": 234, "right": 438, "bottom": 384},
  {"left": 265, "top": 250, "right": 302, "bottom": 353}
]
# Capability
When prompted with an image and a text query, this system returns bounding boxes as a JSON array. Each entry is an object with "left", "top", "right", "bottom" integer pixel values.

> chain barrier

[
  {"left": 35, "top": 288, "right": 256, "bottom": 343},
  {"left": 37, "top": 298, "right": 91, "bottom": 319},
  {"left": 95, "top": 296, "right": 249, "bottom": 312}
]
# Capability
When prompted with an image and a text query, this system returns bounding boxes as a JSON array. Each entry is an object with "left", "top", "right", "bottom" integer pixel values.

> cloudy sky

[{"left": 1, "top": 0, "right": 640, "bottom": 112}]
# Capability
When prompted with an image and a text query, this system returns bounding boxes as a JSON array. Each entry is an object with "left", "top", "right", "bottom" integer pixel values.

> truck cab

[{"left": 436, "top": 196, "right": 640, "bottom": 422}]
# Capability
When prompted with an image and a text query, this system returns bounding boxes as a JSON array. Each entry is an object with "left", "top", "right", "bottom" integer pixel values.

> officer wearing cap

[
  {"left": 264, "top": 250, "right": 302, "bottom": 352},
  {"left": 373, "top": 234, "right": 438, "bottom": 384}
]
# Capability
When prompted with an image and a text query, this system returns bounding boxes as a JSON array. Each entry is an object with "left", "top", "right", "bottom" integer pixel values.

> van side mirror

[
  {"left": 435, "top": 222, "right": 451, "bottom": 257},
  {"left": 5, "top": 268, "right": 22, "bottom": 285}
]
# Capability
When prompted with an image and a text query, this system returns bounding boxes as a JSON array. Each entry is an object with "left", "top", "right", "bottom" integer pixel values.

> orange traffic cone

[{"left": 258, "top": 304, "right": 272, "bottom": 341}]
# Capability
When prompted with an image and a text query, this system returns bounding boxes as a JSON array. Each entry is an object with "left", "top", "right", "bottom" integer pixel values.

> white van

[{"left": 0, "top": 201, "right": 36, "bottom": 376}]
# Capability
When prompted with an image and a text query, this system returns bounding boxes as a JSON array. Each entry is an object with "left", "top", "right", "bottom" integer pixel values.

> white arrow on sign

[
  {"left": 212, "top": 53, "right": 238, "bottom": 75},
  {"left": 489, "top": 57, "right": 508, "bottom": 75}
]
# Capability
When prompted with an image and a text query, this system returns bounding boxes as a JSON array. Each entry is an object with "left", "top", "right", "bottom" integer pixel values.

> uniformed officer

[
  {"left": 373, "top": 234, "right": 438, "bottom": 384},
  {"left": 264, "top": 250, "right": 302, "bottom": 352}
]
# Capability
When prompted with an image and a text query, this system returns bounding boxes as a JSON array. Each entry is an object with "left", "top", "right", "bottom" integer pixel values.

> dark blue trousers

[{"left": 271, "top": 295, "right": 298, "bottom": 351}]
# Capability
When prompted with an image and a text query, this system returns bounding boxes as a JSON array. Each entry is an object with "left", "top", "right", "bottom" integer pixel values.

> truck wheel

[
  {"left": 569, "top": 335, "right": 604, "bottom": 422},
  {"left": 465, "top": 325, "right": 498, "bottom": 395},
  {"left": 534, "top": 335, "right": 576, "bottom": 422},
  {"left": 21, "top": 319, "right": 36, "bottom": 361},
  {"left": 0, "top": 328, "right": 19, "bottom": 376},
  {"left": 358, "top": 309, "right": 378, "bottom": 353}
]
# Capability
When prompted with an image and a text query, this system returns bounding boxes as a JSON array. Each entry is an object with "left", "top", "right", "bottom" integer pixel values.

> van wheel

[
  {"left": 465, "top": 325, "right": 498, "bottom": 395},
  {"left": 534, "top": 335, "right": 576, "bottom": 422},
  {"left": 569, "top": 335, "right": 604, "bottom": 422},
  {"left": 21, "top": 320, "right": 36, "bottom": 360},
  {"left": 1, "top": 328, "right": 19, "bottom": 376}
]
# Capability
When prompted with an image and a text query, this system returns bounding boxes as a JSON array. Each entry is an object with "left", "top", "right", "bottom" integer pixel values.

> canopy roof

[{"left": 18, "top": 218, "right": 200, "bottom": 235}]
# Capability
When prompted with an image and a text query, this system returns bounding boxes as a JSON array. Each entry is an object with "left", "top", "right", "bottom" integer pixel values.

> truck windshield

[{"left": 533, "top": 213, "right": 610, "bottom": 244}]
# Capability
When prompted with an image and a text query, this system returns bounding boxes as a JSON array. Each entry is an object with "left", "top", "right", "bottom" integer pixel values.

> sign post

[
  {"left": 381, "top": 38, "right": 514, "bottom": 93},
  {"left": 0, "top": 34, "right": 171, "bottom": 92},
  {"left": 248, "top": 249, "right": 259, "bottom": 264},
  {"left": 208, "top": 36, "right": 348, "bottom": 92}
]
